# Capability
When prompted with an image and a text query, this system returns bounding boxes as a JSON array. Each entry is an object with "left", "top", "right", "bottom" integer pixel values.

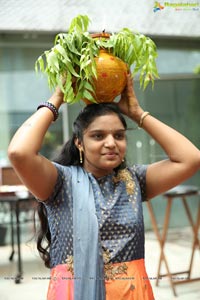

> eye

[
  {"left": 91, "top": 133, "right": 104, "bottom": 140},
  {"left": 114, "top": 132, "right": 126, "bottom": 140}
]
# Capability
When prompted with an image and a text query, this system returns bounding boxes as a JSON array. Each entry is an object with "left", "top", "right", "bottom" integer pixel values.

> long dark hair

[{"left": 35, "top": 103, "right": 127, "bottom": 268}]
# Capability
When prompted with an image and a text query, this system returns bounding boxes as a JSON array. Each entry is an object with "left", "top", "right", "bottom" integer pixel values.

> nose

[{"left": 104, "top": 134, "right": 116, "bottom": 148}]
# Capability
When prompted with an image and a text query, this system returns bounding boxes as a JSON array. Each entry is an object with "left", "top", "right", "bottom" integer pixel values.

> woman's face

[{"left": 80, "top": 113, "right": 127, "bottom": 178}]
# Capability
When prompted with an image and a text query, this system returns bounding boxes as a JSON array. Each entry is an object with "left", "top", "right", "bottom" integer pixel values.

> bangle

[
  {"left": 139, "top": 111, "right": 150, "bottom": 127},
  {"left": 37, "top": 102, "right": 59, "bottom": 121}
]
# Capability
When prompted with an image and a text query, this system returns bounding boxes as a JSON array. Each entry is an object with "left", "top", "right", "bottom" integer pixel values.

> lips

[
  {"left": 103, "top": 152, "right": 118, "bottom": 155},
  {"left": 102, "top": 152, "right": 118, "bottom": 159}
]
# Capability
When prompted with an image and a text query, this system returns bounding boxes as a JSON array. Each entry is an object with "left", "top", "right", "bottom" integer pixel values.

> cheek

[
  {"left": 119, "top": 140, "right": 127, "bottom": 152},
  {"left": 83, "top": 142, "right": 101, "bottom": 155}
]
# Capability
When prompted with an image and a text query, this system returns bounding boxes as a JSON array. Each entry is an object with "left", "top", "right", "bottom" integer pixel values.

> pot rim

[{"left": 90, "top": 32, "right": 111, "bottom": 39}]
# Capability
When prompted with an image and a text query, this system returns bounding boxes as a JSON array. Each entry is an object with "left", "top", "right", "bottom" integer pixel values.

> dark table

[{"left": 0, "top": 185, "right": 36, "bottom": 283}]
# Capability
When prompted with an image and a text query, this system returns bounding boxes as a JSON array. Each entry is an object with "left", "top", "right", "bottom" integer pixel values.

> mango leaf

[
  {"left": 82, "top": 89, "right": 96, "bottom": 102},
  {"left": 80, "top": 59, "right": 92, "bottom": 70},
  {"left": 65, "top": 61, "right": 80, "bottom": 77},
  {"left": 143, "top": 75, "right": 152, "bottom": 90},
  {"left": 46, "top": 52, "right": 59, "bottom": 72},
  {"left": 64, "top": 85, "right": 75, "bottom": 103},
  {"left": 74, "top": 91, "right": 83, "bottom": 103},
  {"left": 69, "top": 15, "right": 90, "bottom": 33},
  {"left": 35, "top": 55, "right": 45, "bottom": 73},
  {"left": 54, "top": 44, "right": 71, "bottom": 62},
  {"left": 83, "top": 80, "right": 95, "bottom": 93}
]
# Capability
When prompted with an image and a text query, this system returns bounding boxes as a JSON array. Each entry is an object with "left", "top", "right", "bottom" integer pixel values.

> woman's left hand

[{"left": 117, "top": 73, "right": 144, "bottom": 124}]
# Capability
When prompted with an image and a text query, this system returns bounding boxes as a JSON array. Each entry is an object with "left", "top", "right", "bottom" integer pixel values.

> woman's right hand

[
  {"left": 48, "top": 86, "right": 65, "bottom": 108},
  {"left": 7, "top": 87, "right": 65, "bottom": 200}
]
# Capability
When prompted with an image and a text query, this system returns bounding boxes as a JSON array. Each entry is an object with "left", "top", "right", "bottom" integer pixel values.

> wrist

[
  {"left": 129, "top": 107, "right": 144, "bottom": 124},
  {"left": 129, "top": 109, "right": 151, "bottom": 128},
  {"left": 48, "top": 88, "right": 64, "bottom": 109},
  {"left": 139, "top": 112, "right": 150, "bottom": 127},
  {"left": 37, "top": 102, "right": 59, "bottom": 122}
]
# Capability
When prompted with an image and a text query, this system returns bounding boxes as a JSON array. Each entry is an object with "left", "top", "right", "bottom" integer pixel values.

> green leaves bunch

[
  {"left": 35, "top": 15, "right": 159, "bottom": 103},
  {"left": 108, "top": 29, "right": 159, "bottom": 89}
]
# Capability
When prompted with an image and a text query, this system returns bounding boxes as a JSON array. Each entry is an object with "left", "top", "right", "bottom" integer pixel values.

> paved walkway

[{"left": 0, "top": 228, "right": 199, "bottom": 300}]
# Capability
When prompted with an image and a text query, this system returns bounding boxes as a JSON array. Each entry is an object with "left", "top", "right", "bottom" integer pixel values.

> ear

[{"left": 74, "top": 138, "right": 83, "bottom": 150}]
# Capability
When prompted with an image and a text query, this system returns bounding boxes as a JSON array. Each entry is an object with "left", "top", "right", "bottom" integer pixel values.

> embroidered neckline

[{"left": 112, "top": 168, "right": 135, "bottom": 195}]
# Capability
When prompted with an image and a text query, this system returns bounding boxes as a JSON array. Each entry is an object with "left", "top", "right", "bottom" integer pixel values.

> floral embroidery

[
  {"left": 104, "top": 262, "right": 128, "bottom": 280},
  {"left": 65, "top": 251, "right": 128, "bottom": 280},
  {"left": 113, "top": 169, "right": 135, "bottom": 195},
  {"left": 103, "top": 249, "right": 111, "bottom": 264},
  {"left": 103, "top": 249, "right": 128, "bottom": 280},
  {"left": 65, "top": 255, "right": 74, "bottom": 275}
]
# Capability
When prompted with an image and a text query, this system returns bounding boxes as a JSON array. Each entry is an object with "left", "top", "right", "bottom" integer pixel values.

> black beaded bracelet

[{"left": 37, "top": 102, "right": 59, "bottom": 121}]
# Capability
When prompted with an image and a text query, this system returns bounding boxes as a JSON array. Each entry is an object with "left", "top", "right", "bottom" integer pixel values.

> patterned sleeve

[
  {"left": 42, "top": 162, "right": 65, "bottom": 205},
  {"left": 129, "top": 164, "right": 148, "bottom": 202}
]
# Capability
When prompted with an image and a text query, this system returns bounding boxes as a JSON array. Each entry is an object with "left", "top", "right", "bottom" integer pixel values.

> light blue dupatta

[{"left": 71, "top": 166, "right": 106, "bottom": 300}]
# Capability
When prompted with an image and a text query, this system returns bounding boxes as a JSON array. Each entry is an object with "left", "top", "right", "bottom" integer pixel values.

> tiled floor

[{"left": 0, "top": 227, "right": 199, "bottom": 300}]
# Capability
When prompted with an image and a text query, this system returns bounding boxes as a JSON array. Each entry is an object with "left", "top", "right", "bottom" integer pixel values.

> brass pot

[{"left": 83, "top": 33, "right": 128, "bottom": 104}]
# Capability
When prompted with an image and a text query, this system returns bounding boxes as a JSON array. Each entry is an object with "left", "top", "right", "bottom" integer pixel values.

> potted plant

[{"left": 35, "top": 15, "right": 159, "bottom": 104}]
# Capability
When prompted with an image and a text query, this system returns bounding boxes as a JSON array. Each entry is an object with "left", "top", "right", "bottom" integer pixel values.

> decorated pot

[{"left": 83, "top": 33, "right": 128, "bottom": 104}]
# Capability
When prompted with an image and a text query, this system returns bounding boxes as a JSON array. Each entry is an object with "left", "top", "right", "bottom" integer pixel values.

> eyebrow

[{"left": 87, "top": 129, "right": 126, "bottom": 134}]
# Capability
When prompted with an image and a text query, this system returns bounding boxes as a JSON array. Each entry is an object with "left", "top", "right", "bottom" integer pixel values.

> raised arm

[
  {"left": 8, "top": 88, "right": 64, "bottom": 200},
  {"left": 118, "top": 74, "right": 200, "bottom": 199}
]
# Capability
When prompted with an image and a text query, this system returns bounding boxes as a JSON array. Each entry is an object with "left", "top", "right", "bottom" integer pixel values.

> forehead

[{"left": 86, "top": 114, "right": 125, "bottom": 131}]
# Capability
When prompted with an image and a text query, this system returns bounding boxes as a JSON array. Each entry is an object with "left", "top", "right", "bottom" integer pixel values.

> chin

[{"left": 103, "top": 161, "right": 121, "bottom": 170}]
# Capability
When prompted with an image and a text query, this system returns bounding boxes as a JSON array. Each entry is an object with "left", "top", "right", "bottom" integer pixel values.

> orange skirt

[
  {"left": 105, "top": 259, "right": 154, "bottom": 300},
  {"left": 47, "top": 259, "right": 154, "bottom": 300}
]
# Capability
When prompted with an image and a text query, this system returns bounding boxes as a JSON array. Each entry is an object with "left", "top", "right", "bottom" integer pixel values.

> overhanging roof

[{"left": 0, "top": 0, "right": 200, "bottom": 38}]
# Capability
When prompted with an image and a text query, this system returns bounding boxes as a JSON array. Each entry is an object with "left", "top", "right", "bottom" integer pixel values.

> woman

[{"left": 8, "top": 74, "right": 200, "bottom": 300}]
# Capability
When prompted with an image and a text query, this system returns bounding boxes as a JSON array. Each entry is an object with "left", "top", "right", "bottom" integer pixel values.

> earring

[
  {"left": 79, "top": 147, "right": 83, "bottom": 164},
  {"left": 122, "top": 158, "right": 125, "bottom": 162}
]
